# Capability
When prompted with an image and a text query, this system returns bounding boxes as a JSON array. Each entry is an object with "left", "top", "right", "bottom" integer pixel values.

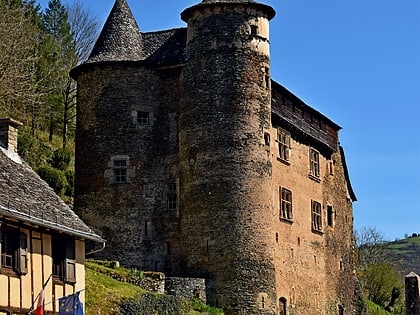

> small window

[
  {"left": 338, "top": 304, "right": 345, "bottom": 315},
  {"left": 279, "top": 297, "right": 287, "bottom": 315},
  {"left": 327, "top": 206, "right": 334, "bottom": 227},
  {"left": 52, "top": 235, "right": 76, "bottom": 283},
  {"left": 277, "top": 128, "right": 291, "bottom": 162},
  {"left": 137, "top": 111, "right": 150, "bottom": 125},
  {"left": 0, "top": 227, "right": 28, "bottom": 275},
  {"left": 311, "top": 200, "right": 322, "bottom": 233},
  {"left": 310, "top": 148, "right": 320, "bottom": 178},
  {"left": 167, "top": 183, "right": 177, "bottom": 211},
  {"left": 280, "top": 187, "right": 293, "bottom": 221},
  {"left": 113, "top": 159, "right": 127, "bottom": 184},
  {"left": 250, "top": 25, "right": 258, "bottom": 36}
]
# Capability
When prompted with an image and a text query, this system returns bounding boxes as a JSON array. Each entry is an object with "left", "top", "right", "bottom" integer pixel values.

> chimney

[{"left": 0, "top": 118, "right": 23, "bottom": 154}]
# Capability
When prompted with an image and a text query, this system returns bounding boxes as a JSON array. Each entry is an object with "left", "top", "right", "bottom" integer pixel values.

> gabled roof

[
  {"left": 0, "top": 148, "right": 103, "bottom": 242},
  {"left": 87, "top": 0, "right": 143, "bottom": 63}
]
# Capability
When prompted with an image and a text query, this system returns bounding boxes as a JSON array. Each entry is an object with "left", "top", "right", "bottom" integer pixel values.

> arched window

[{"left": 279, "top": 297, "right": 287, "bottom": 315}]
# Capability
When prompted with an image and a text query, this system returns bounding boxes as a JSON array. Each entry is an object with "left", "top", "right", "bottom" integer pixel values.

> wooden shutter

[
  {"left": 64, "top": 239, "right": 76, "bottom": 283},
  {"left": 17, "top": 233, "right": 28, "bottom": 275}
]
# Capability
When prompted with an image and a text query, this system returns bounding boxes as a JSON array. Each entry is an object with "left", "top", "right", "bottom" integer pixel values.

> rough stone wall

[
  {"left": 270, "top": 121, "right": 357, "bottom": 314},
  {"left": 405, "top": 272, "right": 420, "bottom": 315},
  {"left": 165, "top": 277, "right": 207, "bottom": 303},
  {"left": 180, "top": 4, "right": 277, "bottom": 315},
  {"left": 74, "top": 63, "right": 181, "bottom": 274}
]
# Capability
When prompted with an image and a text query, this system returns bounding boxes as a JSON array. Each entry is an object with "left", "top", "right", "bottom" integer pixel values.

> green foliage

[
  {"left": 37, "top": 164, "right": 68, "bottom": 196},
  {"left": 51, "top": 147, "right": 71, "bottom": 170},
  {"left": 120, "top": 293, "right": 191, "bottom": 315},
  {"left": 364, "top": 299, "right": 392, "bottom": 315},
  {"left": 360, "top": 263, "right": 404, "bottom": 312},
  {"left": 64, "top": 169, "right": 74, "bottom": 196},
  {"left": 85, "top": 264, "right": 145, "bottom": 315},
  {"left": 191, "top": 298, "right": 224, "bottom": 314}
]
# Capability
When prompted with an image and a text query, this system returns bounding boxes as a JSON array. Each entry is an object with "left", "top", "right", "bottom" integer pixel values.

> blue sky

[{"left": 39, "top": 0, "right": 420, "bottom": 241}]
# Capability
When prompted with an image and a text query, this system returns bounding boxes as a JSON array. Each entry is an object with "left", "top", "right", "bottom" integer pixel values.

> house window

[
  {"left": 137, "top": 111, "right": 150, "bottom": 125},
  {"left": 277, "top": 128, "right": 290, "bottom": 161},
  {"left": 52, "top": 235, "right": 76, "bottom": 283},
  {"left": 113, "top": 159, "right": 127, "bottom": 184},
  {"left": 311, "top": 200, "right": 322, "bottom": 233},
  {"left": 280, "top": 187, "right": 293, "bottom": 221},
  {"left": 309, "top": 148, "right": 320, "bottom": 178},
  {"left": 167, "top": 183, "right": 177, "bottom": 211},
  {"left": 0, "top": 226, "right": 28, "bottom": 275}
]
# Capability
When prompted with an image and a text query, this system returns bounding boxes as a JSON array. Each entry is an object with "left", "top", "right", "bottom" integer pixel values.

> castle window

[
  {"left": 137, "top": 111, "right": 150, "bottom": 125},
  {"left": 309, "top": 148, "right": 320, "bottom": 179},
  {"left": 311, "top": 200, "right": 322, "bottom": 233},
  {"left": 251, "top": 25, "right": 258, "bottom": 36},
  {"left": 338, "top": 304, "right": 345, "bottom": 315},
  {"left": 327, "top": 205, "right": 334, "bottom": 227},
  {"left": 0, "top": 226, "right": 28, "bottom": 275},
  {"left": 279, "top": 297, "right": 287, "bottom": 315},
  {"left": 280, "top": 187, "right": 293, "bottom": 221},
  {"left": 113, "top": 159, "right": 127, "bottom": 184},
  {"left": 277, "top": 128, "right": 290, "bottom": 162},
  {"left": 52, "top": 234, "right": 76, "bottom": 283},
  {"left": 167, "top": 183, "right": 177, "bottom": 211}
]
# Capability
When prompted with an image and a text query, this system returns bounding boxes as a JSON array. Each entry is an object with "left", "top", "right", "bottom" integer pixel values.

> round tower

[{"left": 179, "top": 1, "right": 277, "bottom": 314}]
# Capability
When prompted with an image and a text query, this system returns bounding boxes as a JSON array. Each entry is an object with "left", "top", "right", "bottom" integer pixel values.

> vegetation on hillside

[
  {"left": 85, "top": 260, "right": 224, "bottom": 315},
  {"left": 1, "top": 0, "right": 99, "bottom": 203}
]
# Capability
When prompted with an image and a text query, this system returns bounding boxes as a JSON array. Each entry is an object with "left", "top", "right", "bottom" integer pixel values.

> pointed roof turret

[{"left": 87, "top": 0, "right": 143, "bottom": 63}]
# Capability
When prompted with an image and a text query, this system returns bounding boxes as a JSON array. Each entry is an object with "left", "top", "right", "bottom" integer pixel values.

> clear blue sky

[{"left": 39, "top": 0, "right": 420, "bottom": 241}]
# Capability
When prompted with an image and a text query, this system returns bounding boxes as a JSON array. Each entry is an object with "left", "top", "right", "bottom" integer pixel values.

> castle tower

[
  {"left": 179, "top": 1, "right": 277, "bottom": 313},
  {"left": 70, "top": 0, "right": 181, "bottom": 269}
]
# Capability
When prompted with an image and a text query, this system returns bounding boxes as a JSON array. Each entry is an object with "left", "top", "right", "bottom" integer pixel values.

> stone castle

[{"left": 70, "top": 0, "right": 358, "bottom": 314}]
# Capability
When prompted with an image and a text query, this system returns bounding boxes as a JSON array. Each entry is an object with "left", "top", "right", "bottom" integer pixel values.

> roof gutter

[{"left": 0, "top": 205, "right": 104, "bottom": 243}]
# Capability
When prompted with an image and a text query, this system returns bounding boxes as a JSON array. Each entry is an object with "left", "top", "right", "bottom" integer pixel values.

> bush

[
  {"left": 360, "top": 263, "right": 404, "bottom": 311},
  {"left": 120, "top": 293, "right": 190, "bottom": 315},
  {"left": 51, "top": 147, "right": 72, "bottom": 170},
  {"left": 64, "top": 169, "right": 74, "bottom": 197},
  {"left": 37, "top": 165, "right": 68, "bottom": 196}
]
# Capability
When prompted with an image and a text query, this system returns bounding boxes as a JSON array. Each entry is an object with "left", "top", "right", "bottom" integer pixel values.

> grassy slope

[{"left": 85, "top": 262, "right": 223, "bottom": 315}]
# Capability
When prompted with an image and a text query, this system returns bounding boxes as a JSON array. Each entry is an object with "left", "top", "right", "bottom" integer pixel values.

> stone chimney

[{"left": 0, "top": 118, "right": 23, "bottom": 153}]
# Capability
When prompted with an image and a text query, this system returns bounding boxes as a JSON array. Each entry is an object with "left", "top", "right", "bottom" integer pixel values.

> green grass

[
  {"left": 85, "top": 260, "right": 224, "bottom": 315},
  {"left": 364, "top": 300, "right": 392, "bottom": 315},
  {"left": 85, "top": 264, "right": 145, "bottom": 314}
]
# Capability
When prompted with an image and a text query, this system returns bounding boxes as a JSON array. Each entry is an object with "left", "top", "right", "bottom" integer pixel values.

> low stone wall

[
  {"left": 405, "top": 272, "right": 420, "bottom": 315},
  {"left": 165, "top": 277, "right": 207, "bottom": 303}
]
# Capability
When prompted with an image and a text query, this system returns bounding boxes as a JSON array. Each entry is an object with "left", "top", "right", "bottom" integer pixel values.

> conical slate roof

[{"left": 87, "top": 0, "right": 143, "bottom": 63}]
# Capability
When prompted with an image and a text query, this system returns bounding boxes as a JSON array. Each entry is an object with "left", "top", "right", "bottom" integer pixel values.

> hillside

[
  {"left": 85, "top": 260, "right": 223, "bottom": 315},
  {"left": 385, "top": 235, "right": 420, "bottom": 277}
]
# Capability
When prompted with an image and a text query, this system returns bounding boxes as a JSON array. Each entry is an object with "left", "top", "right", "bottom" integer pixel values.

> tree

[
  {"left": 355, "top": 227, "right": 387, "bottom": 268},
  {"left": 0, "top": 1, "right": 42, "bottom": 122},
  {"left": 360, "top": 262, "right": 404, "bottom": 312}
]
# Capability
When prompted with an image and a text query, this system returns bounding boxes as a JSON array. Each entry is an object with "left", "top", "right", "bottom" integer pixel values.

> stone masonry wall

[
  {"left": 180, "top": 4, "right": 277, "bottom": 315},
  {"left": 405, "top": 272, "right": 420, "bottom": 315},
  {"left": 74, "top": 63, "right": 181, "bottom": 273}
]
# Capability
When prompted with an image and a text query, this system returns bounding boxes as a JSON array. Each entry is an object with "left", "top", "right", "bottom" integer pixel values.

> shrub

[
  {"left": 37, "top": 165, "right": 68, "bottom": 196},
  {"left": 51, "top": 147, "right": 72, "bottom": 170}
]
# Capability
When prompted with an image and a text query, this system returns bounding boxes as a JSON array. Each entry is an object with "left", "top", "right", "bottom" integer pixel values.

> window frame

[
  {"left": 309, "top": 148, "right": 320, "bottom": 179},
  {"left": 113, "top": 159, "right": 128, "bottom": 184},
  {"left": 137, "top": 111, "right": 150, "bottom": 125},
  {"left": 167, "top": 183, "right": 177, "bottom": 211},
  {"left": 311, "top": 200, "right": 323, "bottom": 233},
  {"left": 280, "top": 187, "right": 293, "bottom": 222},
  {"left": 0, "top": 226, "right": 28, "bottom": 275},
  {"left": 277, "top": 128, "right": 291, "bottom": 162},
  {"left": 52, "top": 234, "right": 76, "bottom": 284}
]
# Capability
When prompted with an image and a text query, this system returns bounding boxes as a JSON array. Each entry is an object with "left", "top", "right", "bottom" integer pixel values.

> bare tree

[
  {"left": 355, "top": 227, "right": 388, "bottom": 268},
  {"left": 0, "top": 4, "right": 42, "bottom": 123},
  {"left": 60, "top": 0, "right": 99, "bottom": 148}
]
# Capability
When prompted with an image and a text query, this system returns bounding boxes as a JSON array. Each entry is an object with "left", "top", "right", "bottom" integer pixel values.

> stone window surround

[{"left": 279, "top": 186, "right": 293, "bottom": 223}]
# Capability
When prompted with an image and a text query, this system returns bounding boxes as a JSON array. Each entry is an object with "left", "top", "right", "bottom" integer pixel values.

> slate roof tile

[{"left": 0, "top": 148, "right": 103, "bottom": 242}]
